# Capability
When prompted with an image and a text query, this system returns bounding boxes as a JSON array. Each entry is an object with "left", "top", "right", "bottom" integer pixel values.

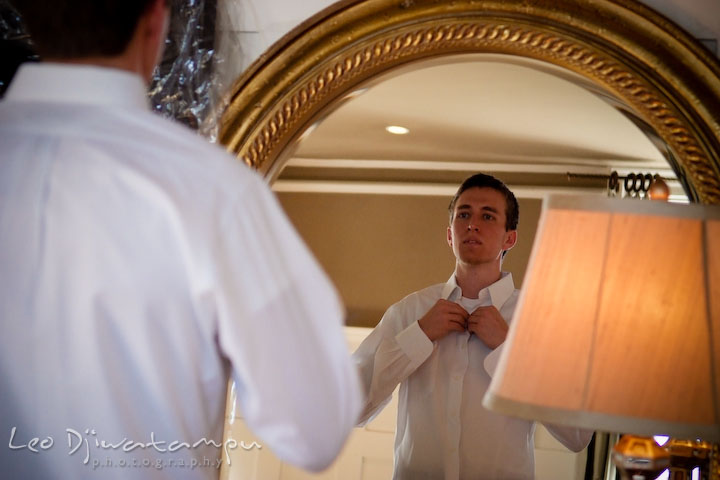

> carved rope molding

[{"left": 239, "top": 21, "right": 720, "bottom": 203}]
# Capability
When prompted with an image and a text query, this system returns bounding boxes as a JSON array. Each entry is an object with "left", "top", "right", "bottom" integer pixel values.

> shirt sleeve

[
  {"left": 211, "top": 174, "right": 363, "bottom": 472},
  {"left": 542, "top": 423, "right": 595, "bottom": 452},
  {"left": 352, "top": 303, "right": 434, "bottom": 426},
  {"left": 483, "top": 343, "right": 504, "bottom": 376}
]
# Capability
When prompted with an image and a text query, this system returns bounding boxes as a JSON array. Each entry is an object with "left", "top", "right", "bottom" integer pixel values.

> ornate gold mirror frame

[{"left": 218, "top": 0, "right": 720, "bottom": 204}]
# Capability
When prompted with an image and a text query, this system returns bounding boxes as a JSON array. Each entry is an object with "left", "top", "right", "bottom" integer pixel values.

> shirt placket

[{"left": 445, "top": 330, "right": 470, "bottom": 480}]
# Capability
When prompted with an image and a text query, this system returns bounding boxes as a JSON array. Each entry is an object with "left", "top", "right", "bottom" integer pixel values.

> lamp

[{"left": 483, "top": 195, "right": 720, "bottom": 476}]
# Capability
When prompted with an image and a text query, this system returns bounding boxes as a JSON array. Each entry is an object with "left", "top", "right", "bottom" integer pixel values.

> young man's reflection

[{"left": 353, "top": 173, "right": 592, "bottom": 479}]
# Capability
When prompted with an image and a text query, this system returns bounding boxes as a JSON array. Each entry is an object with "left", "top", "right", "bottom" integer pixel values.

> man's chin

[{"left": 459, "top": 256, "right": 494, "bottom": 266}]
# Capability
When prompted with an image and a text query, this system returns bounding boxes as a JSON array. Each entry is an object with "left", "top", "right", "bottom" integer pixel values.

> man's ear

[
  {"left": 140, "top": 0, "right": 170, "bottom": 81},
  {"left": 503, "top": 230, "right": 517, "bottom": 251},
  {"left": 146, "top": 0, "right": 169, "bottom": 35},
  {"left": 447, "top": 225, "right": 453, "bottom": 248}
]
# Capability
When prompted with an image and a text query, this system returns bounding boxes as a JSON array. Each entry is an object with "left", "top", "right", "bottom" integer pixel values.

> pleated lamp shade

[{"left": 483, "top": 195, "right": 720, "bottom": 441}]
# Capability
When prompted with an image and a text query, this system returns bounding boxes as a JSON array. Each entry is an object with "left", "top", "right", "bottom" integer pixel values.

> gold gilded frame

[{"left": 218, "top": 0, "right": 720, "bottom": 204}]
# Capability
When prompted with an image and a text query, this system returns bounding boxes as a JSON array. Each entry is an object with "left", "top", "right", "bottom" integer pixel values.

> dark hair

[
  {"left": 12, "top": 0, "right": 158, "bottom": 58},
  {"left": 448, "top": 173, "right": 519, "bottom": 231}
]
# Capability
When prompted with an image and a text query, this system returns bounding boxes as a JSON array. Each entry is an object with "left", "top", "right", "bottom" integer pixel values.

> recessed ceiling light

[{"left": 385, "top": 125, "right": 409, "bottom": 135}]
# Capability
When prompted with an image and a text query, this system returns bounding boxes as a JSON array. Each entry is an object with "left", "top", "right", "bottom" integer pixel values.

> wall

[
  {"left": 278, "top": 192, "right": 542, "bottom": 328},
  {"left": 214, "top": 0, "right": 720, "bottom": 94}
]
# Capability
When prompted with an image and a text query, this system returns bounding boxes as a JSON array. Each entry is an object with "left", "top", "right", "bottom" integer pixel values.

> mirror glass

[
  {"left": 271, "top": 53, "right": 686, "bottom": 329},
  {"left": 222, "top": 53, "right": 690, "bottom": 480}
]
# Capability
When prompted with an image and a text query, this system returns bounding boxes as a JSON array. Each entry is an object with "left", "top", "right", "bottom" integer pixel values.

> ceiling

[
  {"left": 275, "top": 54, "right": 682, "bottom": 199},
  {"left": 272, "top": 54, "right": 686, "bottom": 328}
]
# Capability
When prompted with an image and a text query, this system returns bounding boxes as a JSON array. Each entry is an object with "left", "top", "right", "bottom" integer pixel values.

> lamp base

[
  {"left": 711, "top": 443, "right": 720, "bottom": 480},
  {"left": 668, "top": 438, "right": 712, "bottom": 480},
  {"left": 612, "top": 435, "right": 670, "bottom": 480}
]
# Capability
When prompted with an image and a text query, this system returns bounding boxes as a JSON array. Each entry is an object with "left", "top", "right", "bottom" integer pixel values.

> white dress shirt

[
  {"left": 353, "top": 272, "right": 591, "bottom": 479},
  {"left": 0, "top": 63, "right": 362, "bottom": 479}
]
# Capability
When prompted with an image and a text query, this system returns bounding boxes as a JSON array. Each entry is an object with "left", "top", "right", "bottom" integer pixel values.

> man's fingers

[
  {"left": 439, "top": 299, "right": 469, "bottom": 316},
  {"left": 449, "top": 317, "right": 467, "bottom": 329},
  {"left": 449, "top": 321, "right": 467, "bottom": 332},
  {"left": 446, "top": 306, "right": 469, "bottom": 320}
]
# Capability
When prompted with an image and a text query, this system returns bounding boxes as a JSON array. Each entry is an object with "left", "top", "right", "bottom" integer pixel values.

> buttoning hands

[
  {"left": 418, "top": 300, "right": 508, "bottom": 349},
  {"left": 467, "top": 305, "right": 508, "bottom": 349},
  {"left": 418, "top": 299, "right": 469, "bottom": 342}
]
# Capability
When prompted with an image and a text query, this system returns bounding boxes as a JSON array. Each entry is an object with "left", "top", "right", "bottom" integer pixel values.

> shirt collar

[
  {"left": 441, "top": 271, "right": 515, "bottom": 310},
  {"left": 4, "top": 62, "right": 150, "bottom": 111}
]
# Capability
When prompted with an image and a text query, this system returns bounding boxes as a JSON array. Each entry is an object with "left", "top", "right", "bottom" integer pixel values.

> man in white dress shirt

[
  {"left": 353, "top": 173, "right": 592, "bottom": 479},
  {"left": 0, "top": 1, "right": 361, "bottom": 479}
]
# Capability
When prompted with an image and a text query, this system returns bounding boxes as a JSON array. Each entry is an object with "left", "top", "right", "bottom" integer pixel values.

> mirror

[
  {"left": 217, "top": 0, "right": 720, "bottom": 478},
  {"left": 265, "top": 57, "right": 686, "bottom": 479}
]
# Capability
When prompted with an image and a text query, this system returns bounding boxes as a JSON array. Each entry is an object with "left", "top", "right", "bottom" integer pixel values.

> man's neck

[
  {"left": 454, "top": 261, "right": 502, "bottom": 299},
  {"left": 60, "top": 54, "right": 146, "bottom": 84}
]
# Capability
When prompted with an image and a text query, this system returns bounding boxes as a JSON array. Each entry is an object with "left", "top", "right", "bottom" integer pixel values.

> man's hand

[
  {"left": 418, "top": 299, "right": 469, "bottom": 342},
  {"left": 467, "top": 306, "right": 508, "bottom": 349}
]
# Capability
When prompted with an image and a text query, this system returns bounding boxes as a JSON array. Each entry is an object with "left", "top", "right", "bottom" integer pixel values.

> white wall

[
  {"left": 642, "top": 0, "right": 719, "bottom": 52},
  {"left": 214, "top": 0, "right": 720, "bottom": 92}
]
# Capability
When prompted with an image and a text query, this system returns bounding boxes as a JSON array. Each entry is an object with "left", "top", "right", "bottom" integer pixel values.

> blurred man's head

[{"left": 13, "top": 0, "right": 169, "bottom": 81}]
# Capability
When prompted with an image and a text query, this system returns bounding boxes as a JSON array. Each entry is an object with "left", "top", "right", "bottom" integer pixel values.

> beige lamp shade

[{"left": 483, "top": 195, "right": 720, "bottom": 441}]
